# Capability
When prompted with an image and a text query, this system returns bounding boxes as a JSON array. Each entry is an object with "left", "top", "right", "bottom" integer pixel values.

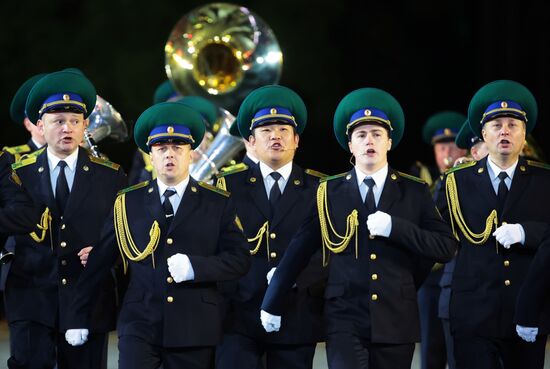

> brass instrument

[
  {"left": 165, "top": 3, "right": 282, "bottom": 113},
  {"left": 189, "top": 108, "right": 244, "bottom": 180},
  {"left": 82, "top": 95, "right": 128, "bottom": 157},
  {"left": 0, "top": 247, "right": 13, "bottom": 264}
]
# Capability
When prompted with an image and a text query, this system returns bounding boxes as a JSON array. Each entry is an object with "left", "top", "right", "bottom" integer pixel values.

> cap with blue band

[
  {"left": 39, "top": 93, "right": 87, "bottom": 116},
  {"left": 250, "top": 107, "right": 297, "bottom": 130},
  {"left": 480, "top": 100, "right": 527, "bottom": 125},
  {"left": 147, "top": 125, "right": 195, "bottom": 147},
  {"left": 346, "top": 107, "right": 393, "bottom": 135}
]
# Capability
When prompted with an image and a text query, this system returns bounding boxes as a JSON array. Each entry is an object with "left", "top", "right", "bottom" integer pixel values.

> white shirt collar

[
  {"left": 31, "top": 138, "right": 44, "bottom": 149},
  {"left": 246, "top": 153, "right": 259, "bottom": 164},
  {"left": 157, "top": 176, "right": 190, "bottom": 198},
  {"left": 47, "top": 147, "right": 79, "bottom": 172},
  {"left": 259, "top": 161, "right": 293, "bottom": 181},
  {"left": 486, "top": 156, "right": 518, "bottom": 181},
  {"left": 355, "top": 164, "right": 389, "bottom": 188}
]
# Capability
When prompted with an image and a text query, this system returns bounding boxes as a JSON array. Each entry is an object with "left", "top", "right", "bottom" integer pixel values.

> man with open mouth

[
  {"left": 215, "top": 85, "right": 326, "bottom": 369},
  {"left": 65, "top": 101, "right": 250, "bottom": 369},
  {"left": 5, "top": 70, "right": 127, "bottom": 369},
  {"left": 435, "top": 79, "right": 550, "bottom": 369},
  {"left": 260, "top": 87, "right": 457, "bottom": 369}
]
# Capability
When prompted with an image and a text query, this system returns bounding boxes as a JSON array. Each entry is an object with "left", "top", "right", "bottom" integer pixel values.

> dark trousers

[
  {"left": 326, "top": 332, "right": 415, "bottom": 369},
  {"left": 7, "top": 320, "right": 108, "bottom": 369},
  {"left": 216, "top": 332, "right": 316, "bottom": 369},
  {"left": 418, "top": 281, "right": 447, "bottom": 369},
  {"left": 454, "top": 334, "right": 547, "bottom": 369},
  {"left": 118, "top": 335, "right": 214, "bottom": 369},
  {"left": 441, "top": 319, "right": 456, "bottom": 369}
]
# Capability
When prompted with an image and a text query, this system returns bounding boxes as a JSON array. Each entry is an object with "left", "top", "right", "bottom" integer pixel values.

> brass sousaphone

[{"left": 165, "top": 3, "right": 282, "bottom": 180}]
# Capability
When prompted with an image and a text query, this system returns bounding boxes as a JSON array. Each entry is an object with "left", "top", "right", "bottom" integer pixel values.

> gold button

[
  {"left": 167, "top": 296, "right": 174, "bottom": 303},
  {"left": 371, "top": 274, "right": 378, "bottom": 281},
  {"left": 270, "top": 233, "right": 277, "bottom": 240},
  {"left": 270, "top": 251, "right": 277, "bottom": 259},
  {"left": 502, "top": 221, "right": 507, "bottom": 225},
  {"left": 62, "top": 278, "right": 67, "bottom": 285},
  {"left": 191, "top": 186, "right": 197, "bottom": 193},
  {"left": 504, "top": 260, "right": 510, "bottom": 267},
  {"left": 60, "top": 241, "right": 67, "bottom": 248},
  {"left": 371, "top": 294, "right": 378, "bottom": 301},
  {"left": 370, "top": 253, "right": 377, "bottom": 260},
  {"left": 61, "top": 260, "right": 67, "bottom": 266},
  {"left": 167, "top": 277, "right": 173, "bottom": 283},
  {"left": 61, "top": 224, "right": 66, "bottom": 230},
  {"left": 369, "top": 234, "right": 375, "bottom": 239},
  {"left": 166, "top": 238, "right": 173, "bottom": 245},
  {"left": 505, "top": 280, "right": 511, "bottom": 286}
]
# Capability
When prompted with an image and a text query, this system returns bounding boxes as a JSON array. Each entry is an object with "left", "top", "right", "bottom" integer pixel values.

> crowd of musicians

[{"left": 0, "top": 68, "right": 549, "bottom": 369}]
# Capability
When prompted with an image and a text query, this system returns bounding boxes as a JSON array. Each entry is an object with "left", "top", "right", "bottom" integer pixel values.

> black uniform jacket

[
  {"left": 67, "top": 178, "right": 251, "bottom": 348},
  {"left": 514, "top": 231, "right": 550, "bottom": 334},
  {"left": 0, "top": 151, "right": 42, "bottom": 235},
  {"left": 262, "top": 167, "right": 456, "bottom": 344},
  {"left": 436, "top": 157, "right": 550, "bottom": 338},
  {"left": 219, "top": 163, "right": 326, "bottom": 345},
  {"left": 5, "top": 148, "right": 127, "bottom": 332}
]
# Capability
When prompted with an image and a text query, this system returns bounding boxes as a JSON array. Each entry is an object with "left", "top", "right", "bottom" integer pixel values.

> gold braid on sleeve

[
  {"left": 114, "top": 193, "right": 161, "bottom": 273},
  {"left": 445, "top": 172, "right": 498, "bottom": 245},
  {"left": 317, "top": 181, "right": 359, "bottom": 266},
  {"left": 30, "top": 208, "right": 52, "bottom": 243}
]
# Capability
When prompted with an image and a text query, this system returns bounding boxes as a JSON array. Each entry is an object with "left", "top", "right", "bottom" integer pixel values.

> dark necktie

[
  {"left": 163, "top": 188, "right": 176, "bottom": 226},
  {"left": 55, "top": 161, "right": 70, "bottom": 215},
  {"left": 269, "top": 172, "right": 282, "bottom": 217},
  {"left": 497, "top": 171, "right": 509, "bottom": 213},
  {"left": 364, "top": 177, "right": 376, "bottom": 215}
]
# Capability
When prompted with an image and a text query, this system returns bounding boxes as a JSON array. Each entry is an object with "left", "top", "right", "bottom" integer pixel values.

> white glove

[
  {"left": 65, "top": 328, "right": 89, "bottom": 346},
  {"left": 516, "top": 325, "right": 538, "bottom": 343},
  {"left": 493, "top": 223, "right": 525, "bottom": 248},
  {"left": 260, "top": 309, "right": 281, "bottom": 332},
  {"left": 366, "top": 211, "right": 392, "bottom": 238},
  {"left": 266, "top": 267, "right": 276, "bottom": 285},
  {"left": 167, "top": 253, "right": 194, "bottom": 283}
]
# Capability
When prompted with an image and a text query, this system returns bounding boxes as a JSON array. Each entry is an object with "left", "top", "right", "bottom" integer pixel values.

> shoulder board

[
  {"left": 19, "top": 147, "right": 45, "bottom": 161},
  {"left": 0, "top": 151, "right": 3, "bottom": 158},
  {"left": 118, "top": 181, "right": 150, "bottom": 195},
  {"left": 305, "top": 168, "right": 328, "bottom": 178},
  {"left": 11, "top": 156, "right": 37, "bottom": 170},
  {"left": 3, "top": 144, "right": 31, "bottom": 155},
  {"left": 397, "top": 171, "right": 426, "bottom": 184},
  {"left": 198, "top": 181, "right": 230, "bottom": 197},
  {"left": 217, "top": 163, "right": 248, "bottom": 178},
  {"left": 445, "top": 160, "right": 477, "bottom": 174},
  {"left": 89, "top": 155, "right": 121, "bottom": 170},
  {"left": 527, "top": 160, "right": 550, "bottom": 170},
  {"left": 320, "top": 172, "right": 348, "bottom": 183}
]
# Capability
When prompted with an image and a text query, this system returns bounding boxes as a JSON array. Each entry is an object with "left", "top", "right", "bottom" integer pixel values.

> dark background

[{"left": 1, "top": 0, "right": 549, "bottom": 175}]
